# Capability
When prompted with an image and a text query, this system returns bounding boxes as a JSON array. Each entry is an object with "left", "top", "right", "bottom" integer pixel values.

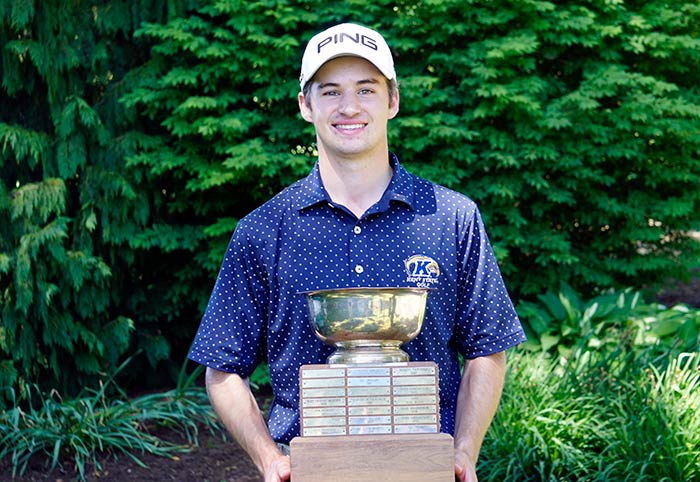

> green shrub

[
  {"left": 606, "top": 352, "right": 700, "bottom": 481},
  {"left": 483, "top": 351, "right": 612, "bottom": 480},
  {"left": 482, "top": 349, "right": 700, "bottom": 481},
  {"left": 123, "top": 0, "right": 700, "bottom": 304},
  {"left": 492, "top": 289, "right": 700, "bottom": 481},
  {"left": 517, "top": 284, "right": 700, "bottom": 360},
  {"left": 0, "top": 1, "right": 191, "bottom": 407}
]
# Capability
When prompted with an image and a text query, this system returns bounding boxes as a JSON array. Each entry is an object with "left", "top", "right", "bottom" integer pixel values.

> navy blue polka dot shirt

[{"left": 188, "top": 153, "right": 526, "bottom": 444}]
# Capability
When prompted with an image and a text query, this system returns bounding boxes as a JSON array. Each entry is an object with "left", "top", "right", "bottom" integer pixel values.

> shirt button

[
  {"left": 353, "top": 226, "right": 362, "bottom": 234},
  {"left": 354, "top": 265, "right": 364, "bottom": 274}
]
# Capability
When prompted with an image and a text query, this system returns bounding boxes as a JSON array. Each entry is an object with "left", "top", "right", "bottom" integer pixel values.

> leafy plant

[
  {"left": 517, "top": 283, "right": 700, "bottom": 360},
  {"left": 249, "top": 362, "right": 271, "bottom": 392},
  {"left": 631, "top": 303, "right": 700, "bottom": 357},
  {"left": 483, "top": 351, "right": 612, "bottom": 480},
  {"left": 0, "top": 358, "right": 224, "bottom": 481},
  {"left": 517, "top": 284, "right": 641, "bottom": 355}
]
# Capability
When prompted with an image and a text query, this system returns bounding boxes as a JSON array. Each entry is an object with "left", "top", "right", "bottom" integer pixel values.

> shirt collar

[{"left": 292, "top": 153, "right": 415, "bottom": 212}]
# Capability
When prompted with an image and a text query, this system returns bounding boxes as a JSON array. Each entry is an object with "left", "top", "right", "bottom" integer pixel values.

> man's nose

[{"left": 338, "top": 93, "right": 361, "bottom": 116}]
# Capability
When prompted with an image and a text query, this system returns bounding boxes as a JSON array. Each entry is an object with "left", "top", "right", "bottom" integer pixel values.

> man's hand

[
  {"left": 265, "top": 454, "right": 291, "bottom": 482},
  {"left": 206, "top": 368, "right": 289, "bottom": 480},
  {"left": 454, "top": 450, "right": 478, "bottom": 482}
]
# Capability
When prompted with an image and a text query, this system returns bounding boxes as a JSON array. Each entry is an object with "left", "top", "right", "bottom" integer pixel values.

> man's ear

[
  {"left": 298, "top": 92, "right": 313, "bottom": 122},
  {"left": 388, "top": 89, "right": 400, "bottom": 119}
]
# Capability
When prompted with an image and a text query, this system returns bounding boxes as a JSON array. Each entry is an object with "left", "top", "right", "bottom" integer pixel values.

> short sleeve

[
  {"left": 453, "top": 208, "right": 526, "bottom": 358},
  {"left": 188, "top": 220, "right": 270, "bottom": 376}
]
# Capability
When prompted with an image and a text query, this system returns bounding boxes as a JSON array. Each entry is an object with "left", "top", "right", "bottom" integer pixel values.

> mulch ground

[
  {"left": 2, "top": 277, "right": 699, "bottom": 482},
  {"left": 654, "top": 272, "right": 700, "bottom": 309}
]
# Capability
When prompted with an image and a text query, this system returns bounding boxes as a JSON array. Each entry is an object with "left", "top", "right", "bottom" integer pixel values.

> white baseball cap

[{"left": 299, "top": 23, "right": 396, "bottom": 89}]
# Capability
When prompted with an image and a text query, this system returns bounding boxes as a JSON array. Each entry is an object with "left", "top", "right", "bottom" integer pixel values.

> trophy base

[
  {"left": 328, "top": 340, "right": 408, "bottom": 364},
  {"left": 290, "top": 433, "right": 454, "bottom": 482}
]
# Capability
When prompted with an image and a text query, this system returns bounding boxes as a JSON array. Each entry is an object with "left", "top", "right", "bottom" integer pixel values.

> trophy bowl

[{"left": 302, "top": 287, "right": 429, "bottom": 364}]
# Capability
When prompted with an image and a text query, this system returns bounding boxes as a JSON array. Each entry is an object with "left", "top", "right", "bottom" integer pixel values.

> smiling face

[{"left": 298, "top": 56, "right": 400, "bottom": 164}]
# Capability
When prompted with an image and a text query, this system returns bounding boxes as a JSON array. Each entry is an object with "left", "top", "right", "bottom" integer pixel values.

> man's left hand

[{"left": 454, "top": 450, "right": 478, "bottom": 482}]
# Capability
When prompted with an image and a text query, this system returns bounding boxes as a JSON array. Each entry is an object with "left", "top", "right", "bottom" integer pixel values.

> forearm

[
  {"left": 205, "top": 367, "right": 283, "bottom": 475},
  {"left": 453, "top": 351, "right": 506, "bottom": 466}
]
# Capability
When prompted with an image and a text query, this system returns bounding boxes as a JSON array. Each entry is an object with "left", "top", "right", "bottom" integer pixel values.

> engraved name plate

[
  {"left": 303, "top": 426, "right": 347, "bottom": 436},
  {"left": 393, "top": 404, "right": 437, "bottom": 415},
  {"left": 394, "top": 414, "right": 438, "bottom": 425},
  {"left": 302, "top": 377, "right": 346, "bottom": 388},
  {"left": 393, "top": 395, "right": 437, "bottom": 405},
  {"left": 347, "top": 367, "right": 391, "bottom": 377},
  {"left": 349, "top": 425, "right": 393, "bottom": 435},
  {"left": 301, "top": 387, "right": 346, "bottom": 398},
  {"left": 348, "top": 415, "right": 393, "bottom": 425},
  {"left": 393, "top": 385, "right": 435, "bottom": 395},
  {"left": 303, "top": 368, "right": 346, "bottom": 378},
  {"left": 347, "top": 377, "right": 391, "bottom": 387},
  {"left": 392, "top": 375, "right": 437, "bottom": 386},
  {"left": 347, "top": 396, "right": 392, "bottom": 406},
  {"left": 303, "top": 407, "right": 346, "bottom": 417},
  {"left": 394, "top": 424, "right": 439, "bottom": 434},
  {"left": 392, "top": 366, "right": 436, "bottom": 376},
  {"left": 302, "top": 397, "right": 347, "bottom": 407},
  {"left": 304, "top": 416, "right": 346, "bottom": 427},
  {"left": 347, "top": 386, "right": 391, "bottom": 397},
  {"left": 348, "top": 406, "right": 392, "bottom": 416}
]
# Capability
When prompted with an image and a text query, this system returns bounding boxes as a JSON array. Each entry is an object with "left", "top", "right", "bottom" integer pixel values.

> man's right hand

[{"left": 205, "top": 369, "right": 291, "bottom": 481}]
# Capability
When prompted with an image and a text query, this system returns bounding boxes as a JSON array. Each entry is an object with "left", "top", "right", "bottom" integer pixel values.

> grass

[
  {"left": 480, "top": 349, "right": 700, "bottom": 481},
  {"left": 607, "top": 352, "right": 700, "bottom": 481}
]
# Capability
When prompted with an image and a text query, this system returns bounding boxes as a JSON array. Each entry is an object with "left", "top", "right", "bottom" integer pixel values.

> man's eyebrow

[{"left": 317, "top": 81, "right": 340, "bottom": 90}]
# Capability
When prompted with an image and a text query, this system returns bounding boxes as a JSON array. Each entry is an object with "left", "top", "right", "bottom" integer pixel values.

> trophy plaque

[{"left": 290, "top": 288, "right": 454, "bottom": 482}]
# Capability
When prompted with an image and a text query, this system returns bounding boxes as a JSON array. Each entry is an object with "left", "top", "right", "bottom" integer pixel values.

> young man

[{"left": 188, "top": 23, "right": 526, "bottom": 482}]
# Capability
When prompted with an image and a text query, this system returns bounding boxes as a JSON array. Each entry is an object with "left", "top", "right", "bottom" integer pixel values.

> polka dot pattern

[{"left": 188, "top": 153, "right": 526, "bottom": 444}]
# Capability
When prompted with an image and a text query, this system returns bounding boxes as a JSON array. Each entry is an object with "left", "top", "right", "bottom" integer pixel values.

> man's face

[{"left": 298, "top": 56, "right": 399, "bottom": 162}]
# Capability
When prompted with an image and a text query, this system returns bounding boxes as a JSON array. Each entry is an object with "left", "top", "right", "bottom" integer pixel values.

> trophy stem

[{"left": 328, "top": 340, "right": 409, "bottom": 364}]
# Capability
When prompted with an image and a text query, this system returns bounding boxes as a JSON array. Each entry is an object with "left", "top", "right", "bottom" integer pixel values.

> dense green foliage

[
  {"left": 488, "top": 286, "right": 700, "bottom": 480},
  {"left": 123, "top": 0, "right": 700, "bottom": 298},
  {"left": 0, "top": 1, "right": 198, "bottom": 404},
  {"left": 2, "top": 0, "right": 700, "bottom": 405}
]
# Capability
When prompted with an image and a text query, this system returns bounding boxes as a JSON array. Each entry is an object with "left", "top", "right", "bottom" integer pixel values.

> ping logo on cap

[{"left": 316, "top": 32, "right": 379, "bottom": 54}]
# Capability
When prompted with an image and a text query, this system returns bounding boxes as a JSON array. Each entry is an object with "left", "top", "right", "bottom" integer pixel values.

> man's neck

[{"left": 318, "top": 153, "right": 393, "bottom": 218}]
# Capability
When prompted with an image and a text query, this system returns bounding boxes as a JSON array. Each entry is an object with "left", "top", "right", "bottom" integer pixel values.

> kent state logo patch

[{"left": 404, "top": 255, "right": 440, "bottom": 288}]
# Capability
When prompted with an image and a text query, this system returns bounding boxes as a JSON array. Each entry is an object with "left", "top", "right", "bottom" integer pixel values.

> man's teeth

[{"left": 336, "top": 124, "right": 364, "bottom": 130}]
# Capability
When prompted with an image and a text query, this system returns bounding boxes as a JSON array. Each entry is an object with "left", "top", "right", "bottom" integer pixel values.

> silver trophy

[{"left": 292, "top": 286, "right": 454, "bottom": 482}]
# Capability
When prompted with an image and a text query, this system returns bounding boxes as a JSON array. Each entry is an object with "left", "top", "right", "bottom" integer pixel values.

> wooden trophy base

[{"left": 290, "top": 433, "right": 454, "bottom": 482}]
